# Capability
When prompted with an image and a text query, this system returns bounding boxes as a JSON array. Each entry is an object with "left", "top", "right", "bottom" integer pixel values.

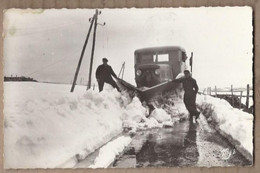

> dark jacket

[
  {"left": 96, "top": 64, "right": 117, "bottom": 81},
  {"left": 175, "top": 76, "right": 199, "bottom": 94}
]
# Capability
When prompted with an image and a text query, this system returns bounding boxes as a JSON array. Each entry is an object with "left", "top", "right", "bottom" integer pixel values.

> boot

[{"left": 195, "top": 111, "right": 200, "bottom": 120}]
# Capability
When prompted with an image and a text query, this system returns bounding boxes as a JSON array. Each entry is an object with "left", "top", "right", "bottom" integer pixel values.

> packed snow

[
  {"left": 150, "top": 108, "right": 171, "bottom": 123},
  {"left": 4, "top": 82, "right": 181, "bottom": 168},
  {"left": 89, "top": 136, "right": 132, "bottom": 168},
  {"left": 196, "top": 94, "right": 254, "bottom": 160}
]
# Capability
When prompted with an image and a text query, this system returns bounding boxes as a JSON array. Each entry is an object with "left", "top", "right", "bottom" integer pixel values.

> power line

[
  {"left": 27, "top": 59, "right": 66, "bottom": 76},
  {"left": 4, "top": 21, "right": 88, "bottom": 38},
  {"left": 26, "top": 48, "right": 82, "bottom": 76}
]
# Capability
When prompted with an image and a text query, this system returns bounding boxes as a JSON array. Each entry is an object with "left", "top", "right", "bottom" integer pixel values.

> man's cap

[
  {"left": 184, "top": 70, "right": 190, "bottom": 73},
  {"left": 102, "top": 58, "right": 108, "bottom": 62}
]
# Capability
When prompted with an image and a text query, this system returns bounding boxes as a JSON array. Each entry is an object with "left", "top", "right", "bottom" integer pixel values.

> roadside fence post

[{"left": 231, "top": 85, "right": 234, "bottom": 106}]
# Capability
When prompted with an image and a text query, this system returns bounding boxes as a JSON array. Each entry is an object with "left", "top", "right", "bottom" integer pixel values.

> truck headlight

[
  {"left": 136, "top": 70, "right": 142, "bottom": 76},
  {"left": 155, "top": 69, "right": 160, "bottom": 75}
]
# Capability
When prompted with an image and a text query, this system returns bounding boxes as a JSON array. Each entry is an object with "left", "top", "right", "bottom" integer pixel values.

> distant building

[{"left": 4, "top": 76, "right": 38, "bottom": 82}]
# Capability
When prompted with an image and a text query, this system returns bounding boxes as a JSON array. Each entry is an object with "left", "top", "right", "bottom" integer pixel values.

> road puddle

[{"left": 136, "top": 120, "right": 199, "bottom": 167}]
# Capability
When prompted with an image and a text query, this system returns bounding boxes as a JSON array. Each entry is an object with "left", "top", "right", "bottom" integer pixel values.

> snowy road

[
  {"left": 4, "top": 82, "right": 253, "bottom": 168},
  {"left": 113, "top": 115, "right": 251, "bottom": 168}
]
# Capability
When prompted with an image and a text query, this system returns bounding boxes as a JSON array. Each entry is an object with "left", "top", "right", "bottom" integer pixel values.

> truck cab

[{"left": 134, "top": 46, "right": 187, "bottom": 88}]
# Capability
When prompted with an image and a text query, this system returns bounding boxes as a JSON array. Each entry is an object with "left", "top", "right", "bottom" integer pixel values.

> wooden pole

[
  {"left": 118, "top": 62, "right": 126, "bottom": 79},
  {"left": 231, "top": 85, "right": 234, "bottom": 106},
  {"left": 70, "top": 13, "right": 95, "bottom": 92},
  {"left": 215, "top": 86, "right": 217, "bottom": 96},
  {"left": 246, "top": 84, "right": 250, "bottom": 109},
  {"left": 87, "top": 9, "right": 98, "bottom": 90},
  {"left": 239, "top": 91, "right": 243, "bottom": 109},
  {"left": 122, "top": 62, "right": 125, "bottom": 79},
  {"left": 118, "top": 62, "right": 124, "bottom": 78},
  {"left": 209, "top": 87, "right": 211, "bottom": 96},
  {"left": 190, "top": 52, "right": 193, "bottom": 73}
]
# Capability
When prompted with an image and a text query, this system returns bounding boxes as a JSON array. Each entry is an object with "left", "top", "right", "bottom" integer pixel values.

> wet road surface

[
  {"left": 113, "top": 115, "right": 251, "bottom": 168},
  {"left": 136, "top": 120, "right": 198, "bottom": 167}
]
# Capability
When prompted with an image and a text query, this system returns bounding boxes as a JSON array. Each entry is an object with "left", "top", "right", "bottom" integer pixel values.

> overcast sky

[{"left": 3, "top": 7, "right": 253, "bottom": 89}]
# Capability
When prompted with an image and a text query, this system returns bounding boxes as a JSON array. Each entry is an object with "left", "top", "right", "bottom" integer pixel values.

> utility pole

[
  {"left": 87, "top": 9, "right": 106, "bottom": 90},
  {"left": 70, "top": 12, "right": 95, "bottom": 92},
  {"left": 87, "top": 9, "right": 98, "bottom": 90}
]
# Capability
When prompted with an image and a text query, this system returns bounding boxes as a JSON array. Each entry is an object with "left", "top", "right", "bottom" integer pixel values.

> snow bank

[
  {"left": 196, "top": 94, "right": 254, "bottom": 161},
  {"left": 121, "top": 97, "right": 147, "bottom": 131},
  {"left": 4, "top": 82, "right": 130, "bottom": 168},
  {"left": 89, "top": 136, "right": 132, "bottom": 168},
  {"left": 155, "top": 89, "right": 189, "bottom": 121},
  {"left": 4, "top": 82, "right": 178, "bottom": 168}
]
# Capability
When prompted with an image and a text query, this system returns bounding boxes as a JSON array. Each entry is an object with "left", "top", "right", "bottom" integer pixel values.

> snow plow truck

[{"left": 117, "top": 46, "right": 189, "bottom": 102}]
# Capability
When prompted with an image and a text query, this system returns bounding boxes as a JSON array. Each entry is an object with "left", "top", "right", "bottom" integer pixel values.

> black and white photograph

[{"left": 3, "top": 7, "right": 253, "bottom": 168}]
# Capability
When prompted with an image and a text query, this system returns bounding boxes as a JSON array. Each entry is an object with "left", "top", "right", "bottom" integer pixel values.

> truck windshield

[
  {"left": 137, "top": 53, "right": 169, "bottom": 64},
  {"left": 155, "top": 54, "right": 169, "bottom": 62}
]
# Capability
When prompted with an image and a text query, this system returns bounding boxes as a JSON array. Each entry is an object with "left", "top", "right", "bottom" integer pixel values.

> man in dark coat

[
  {"left": 174, "top": 70, "right": 200, "bottom": 121},
  {"left": 96, "top": 58, "right": 120, "bottom": 92}
]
